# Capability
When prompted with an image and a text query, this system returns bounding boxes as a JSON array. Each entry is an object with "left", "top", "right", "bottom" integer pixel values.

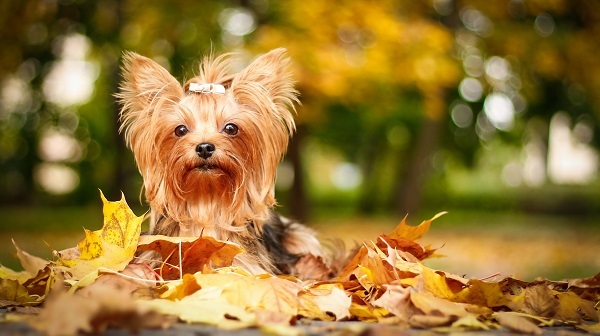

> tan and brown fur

[{"left": 117, "top": 49, "right": 326, "bottom": 275}]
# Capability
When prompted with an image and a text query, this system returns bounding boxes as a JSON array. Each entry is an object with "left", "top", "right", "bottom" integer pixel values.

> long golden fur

[{"left": 117, "top": 49, "right": 327, "bottom": 275}]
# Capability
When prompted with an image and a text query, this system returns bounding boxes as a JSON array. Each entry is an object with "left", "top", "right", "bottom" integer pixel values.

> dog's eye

[
  {"left": 223, "top": 123, "right": 238, "bottom": 136},
  {"left": 174, "top": 125, "right": 188, "bottom": 137}
]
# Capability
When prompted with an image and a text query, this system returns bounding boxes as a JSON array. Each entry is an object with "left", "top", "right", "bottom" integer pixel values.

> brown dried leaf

[
  {"left": 509, "top": 284, "right": 558, "bottom": 318},
  {"left": 313, "top": 286, "right": 351, "bottom": 320},
  {"left": 12, "top": 240, "right": 49, "bottom": 277},
  {"left": 78, "top": 264, "right": 158, "bottom": 299},
  {"left": 377, "top": 235, "right": 436, "bottom": 261},
  {"left": 410, "top": 292, "right": 468, "bottom": 319},
  {"left": 32, "top": 283, "right": 169, "bottom": 336},
  {"left": 371, "top": 285, "right": 412, "bottom": 320},
  {"left": 494, "top": 312, "right": 543, "bottom": 335}
]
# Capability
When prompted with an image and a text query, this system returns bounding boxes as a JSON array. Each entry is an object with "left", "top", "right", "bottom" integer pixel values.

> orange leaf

[
  {"left": 388, "top": 212, "right": 446, "bottom": 242},
  {"left": 137, "top": 235, "right": 243, "bottom": 279}
]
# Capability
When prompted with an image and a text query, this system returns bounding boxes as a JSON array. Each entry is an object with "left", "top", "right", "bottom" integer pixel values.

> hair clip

[{"left": 188, "top": 82, "right": 226, "bottom": 94}]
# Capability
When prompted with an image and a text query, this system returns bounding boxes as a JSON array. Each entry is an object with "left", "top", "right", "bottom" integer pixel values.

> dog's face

[{"left": 118, "top": 49, "right": 298, "bottom": 229}]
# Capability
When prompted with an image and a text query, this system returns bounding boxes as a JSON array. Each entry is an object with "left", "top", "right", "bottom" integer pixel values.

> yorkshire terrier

[{"left": 118, "top": 48, "right": 328, "bottom": 275}]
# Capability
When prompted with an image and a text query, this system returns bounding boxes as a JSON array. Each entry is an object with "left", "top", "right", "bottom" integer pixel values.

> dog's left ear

[
  {"left": 118, "top": 52, "right": 183, "bottom": 115},
  {"left": 231, "top": 48, "right": 299, "bottom": 128}
]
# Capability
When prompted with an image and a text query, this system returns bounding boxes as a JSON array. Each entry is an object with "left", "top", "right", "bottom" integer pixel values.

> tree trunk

[
  {"left": 288, "top": 125, "right": 309, "bottom": 222},
  {"left": 396, "top": 100, "right": 446, "bottom": 215}
]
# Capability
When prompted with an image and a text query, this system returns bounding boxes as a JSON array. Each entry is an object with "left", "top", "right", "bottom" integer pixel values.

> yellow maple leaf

[
  {"left": 148, "top": 272, "right": 300, "bottom": 328},
  {"left": 388, "top": 212, "right": 446, "bottom": 242},
  {"left": 0, "top": 278, "right": 34, "bottom": 304},
  {"left": 555, "top": 291, "right": 597, "bottom": 322},
  {"left": 53, "top": 191, "right": 143, "bottom": 280}
]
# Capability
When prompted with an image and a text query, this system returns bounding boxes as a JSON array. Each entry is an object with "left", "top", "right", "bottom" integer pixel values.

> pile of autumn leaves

[{"left": 1, "top": 193, "right": 599, "bottom": 335}]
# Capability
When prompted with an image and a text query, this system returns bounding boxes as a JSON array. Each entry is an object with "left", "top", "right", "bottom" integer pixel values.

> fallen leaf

[
  {"left": 494, "top": 312, "right": 543, "bottom": 335},
  {"left": 31, "top": 283, "right": 168, "bottom": 336},
  {"left": 12, "top": 240, "right": 49, "bottom": 277},
  {"left": 554, "top": 291, "right": 597, "bottom": 322},
  {"left": 409, "top": 314, "right": 453, "bottom": 328},
  {"left": 221, "top": 275, "right": 301, "bottom": 316},
  {"left": 313, "top": 286, "right": 352, "bottom": 320},
  {"left": 53, "top": 191, "right": 143, "bottom": 279},
  {"left": 337, "top": 213, "right": 445, "bottom": 281},
  {"left": 509, "top": 284, "right": 558, "bottom": 318},
  {"left": 416, "top": 266, "right": 461, "bottom": 300},
  {"left": 140, "top": 293, "right": 255, "bottom": 328},
  {"left": 371, "top": 284, "right": 412, "bottom": 320},
  {"left": 450, "top": 314, "right": 491, "bottom": 331},
  {"left": 453, "top": 278, "right": 511, "bottom": 308},
  {"left": 377, "top": 235, "right": 436, "bottom": 261},
  {"left": 78, "top": 264, "right": 158, "bottom": 299},
  {"left": 136, "top": 235, "right": 243, "bottom": 279},
  {"left": 388, "top": 212, "right": 446, "bottom": 242},
  {"left": 410, "top": 292, "right": 468, "bottom": 319},
  {"left": 0, "top": 279, "right": 33, "bottom": 304}
]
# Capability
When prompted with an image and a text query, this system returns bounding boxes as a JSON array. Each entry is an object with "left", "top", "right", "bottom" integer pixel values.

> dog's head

[{"left": 118, "top": 49, "right": 298, "bottom": 228}]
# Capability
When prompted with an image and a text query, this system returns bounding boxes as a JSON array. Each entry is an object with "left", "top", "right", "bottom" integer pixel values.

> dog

[{"left": 117, "top": 48, "right": 330, "bottom": 276}]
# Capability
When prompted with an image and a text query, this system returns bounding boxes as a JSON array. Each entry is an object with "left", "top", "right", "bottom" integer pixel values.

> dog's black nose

[{"left": 196, "top": 142, "right": 215, "bottom": 159}]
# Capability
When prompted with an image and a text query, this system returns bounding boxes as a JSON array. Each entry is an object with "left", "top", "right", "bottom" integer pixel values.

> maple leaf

[
  {"left": 0, "top": 240, "right": 52, "bottom": 289},
  {"left": 52, "top": 191, "right": 143, "bottom": 280},
  {"left": 313, "top": 286, "right": 352, "bottom": 320},
  {"left": 410, "top": 292, "right": 468, "bottom": 319},
  {"left": 136, "top": 235, "right": 243, "bottom": 280},
  {"left": 452, "top": 278, "right": 511, "bottom": 308},
  {"left": 12, "top": 240, "right": 49, "bottom": 277},
  {"left": 508, "top": 284, "right": 558, "bottom": 318},
  {"left": 220, "top": 275, "right": 300, "bottom": 317},
  {"left": 146, "top": 272, "right": 301, "bottom": 328},
  {"left": 297, "top": 283, "right": 338, "bottom": 321},
  {"left": 371, "top": 284, "right": 412, "bottom": 320},
  {"left": 555, "top": 292, "right": 597, "bottom": 322},
  {"left": 0, "top": 278, "right": 33, "bottom": 304},
  {"left": 337, "top": 213, "right": 444, "bottom": 281},
  {"left": 389, "top": 212, "right": 446, "bottom": 241}
]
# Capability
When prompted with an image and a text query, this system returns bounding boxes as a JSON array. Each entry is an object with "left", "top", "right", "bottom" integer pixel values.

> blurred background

[{"left": 0, "top": 0, "right": 599, "bottom": 280}]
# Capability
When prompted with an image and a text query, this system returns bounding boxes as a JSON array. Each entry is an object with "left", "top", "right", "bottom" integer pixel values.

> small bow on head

[{"left": 188, "top": 82, "right": 226, "bottom": 94}]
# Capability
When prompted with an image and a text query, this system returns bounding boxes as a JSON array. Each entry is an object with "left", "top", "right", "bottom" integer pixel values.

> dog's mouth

[{"left": 197, "top": 164, "right": 218, "bottom": 171}]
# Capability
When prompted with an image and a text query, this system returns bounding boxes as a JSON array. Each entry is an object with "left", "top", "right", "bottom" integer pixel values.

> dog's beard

[{"left": 155, "top": 150, "right": 252, "bottom": 235}]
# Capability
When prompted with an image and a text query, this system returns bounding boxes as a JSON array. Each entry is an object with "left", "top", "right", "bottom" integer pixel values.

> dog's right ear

[{"left": 117, "top": 52, "right": 183, "bottom": 122}]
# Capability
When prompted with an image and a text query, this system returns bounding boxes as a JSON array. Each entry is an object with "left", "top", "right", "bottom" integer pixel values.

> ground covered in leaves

[{"left": 0, "top": 192, "right": 599, "bottom": 335}]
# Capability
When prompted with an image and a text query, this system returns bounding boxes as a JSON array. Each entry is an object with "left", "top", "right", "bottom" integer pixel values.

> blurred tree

[
  {"left": 249, "top": 0, "right": 600, "bottom": 217},
  {"left": 0, "top": 0, "right": 224, "bottom": 207},
  {"left": 248, "top": 0, "right": 460, "bottom": 216},
  {"left": 1, "top": 0, "right": 599, "bottom": 220}
]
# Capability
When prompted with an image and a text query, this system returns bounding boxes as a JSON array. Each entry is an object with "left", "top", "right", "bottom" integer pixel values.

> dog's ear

[
  {"left": 231, "top": 48, "right": 299, "bottom": 127},
  {"left": 117, "top": 52, "right": 183, "bottom": 192},
  {"left": 118, "top": 52, "right": 183, "bottom": 119}
]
